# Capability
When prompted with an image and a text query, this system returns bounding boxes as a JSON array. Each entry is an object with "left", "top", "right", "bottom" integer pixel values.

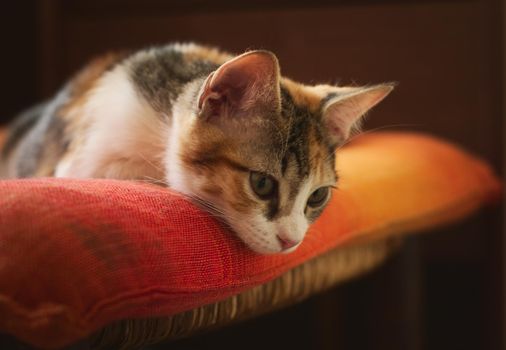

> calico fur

[{"left": 0, "top": 43, "right": 393, "bottom": 254}]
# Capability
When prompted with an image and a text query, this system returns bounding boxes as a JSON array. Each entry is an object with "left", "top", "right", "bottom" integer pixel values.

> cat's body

[{"left": 0, "top": 43, "right": 393, "bottom": 254}]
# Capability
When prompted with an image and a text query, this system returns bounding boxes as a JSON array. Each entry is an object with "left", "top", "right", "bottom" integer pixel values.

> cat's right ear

[
  {"left": 197, "top": 50, "right": 281, "bottom": 121},
  {"left": 322, "top": 84, "right": 394, "bottom": 146}
]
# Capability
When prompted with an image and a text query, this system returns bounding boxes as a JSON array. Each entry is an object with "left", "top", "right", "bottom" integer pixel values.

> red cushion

[{"left": 0, "top": 132, "right": 501, "bottom": 348}]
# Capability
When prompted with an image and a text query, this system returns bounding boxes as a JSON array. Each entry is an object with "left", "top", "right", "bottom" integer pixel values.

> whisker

[
  {"left": 339, "top": 123, "right": 422, "bottom": 150},
  {"left": 320, "top": 123, "right": 423, "bottom": 164},
  {"left": 136, "top": 151, "right": 166, "bottom": 173},
  {"left": 139, "top": 176, "right": 169, "bottom": 187}
]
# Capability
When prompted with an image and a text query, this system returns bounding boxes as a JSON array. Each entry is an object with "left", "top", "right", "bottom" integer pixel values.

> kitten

[{"left": 0, "top": 43, "right": 393, "bottom": 254}]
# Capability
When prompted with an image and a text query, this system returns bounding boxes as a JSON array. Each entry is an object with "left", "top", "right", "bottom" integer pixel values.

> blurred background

[{"left": 0, "top": 1, "right": 504, "bottom": 349}]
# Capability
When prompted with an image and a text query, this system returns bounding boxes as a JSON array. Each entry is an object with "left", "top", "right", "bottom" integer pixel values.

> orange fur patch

[
  {"left": 281, "top": 78, "right": 323, "bottom": 113},
  {"left": 180, "top": 123, "right": 256, "bottom": 214}
]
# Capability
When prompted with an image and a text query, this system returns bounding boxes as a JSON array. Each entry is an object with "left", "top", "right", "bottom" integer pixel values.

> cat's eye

[
  {"left": 250, "top": 172, "right": 277, "bottom": 199},
  {"left": 307, "top": 187, "right": 330, "bottom": 208}
]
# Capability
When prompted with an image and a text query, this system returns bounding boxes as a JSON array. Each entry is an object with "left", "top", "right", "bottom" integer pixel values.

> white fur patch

[
  {"left": 55, "top": 65, "right": 166, "bottom": 180},
  {"left": 226, "top": 177, "right": 314, "bottom": 255}
]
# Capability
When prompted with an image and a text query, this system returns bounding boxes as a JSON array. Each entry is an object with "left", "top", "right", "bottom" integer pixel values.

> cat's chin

[
  {"left": 248, "top": 244, "right": 300, "bottom": 255},
  {"left": 247, "top": 244, "right": 286, "bottom": 255},
  {"left": 238, "top": 234, "right": 300, "bottom": 255},
  {"left": 280, "top": 244, "right": 300, "bottom": 254}
]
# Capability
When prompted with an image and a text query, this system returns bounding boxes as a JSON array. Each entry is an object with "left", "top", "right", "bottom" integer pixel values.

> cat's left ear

[
  {"left": 322, "top": 84, "right": 395, "bottom": 146},
  {"left": 197, "top": 50, "right": 281, "bottom": 121}
]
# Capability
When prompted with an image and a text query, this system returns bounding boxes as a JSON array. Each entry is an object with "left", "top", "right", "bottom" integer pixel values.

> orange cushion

[{"left": 0, "top": 132, "right": 501, "bottom": 348}]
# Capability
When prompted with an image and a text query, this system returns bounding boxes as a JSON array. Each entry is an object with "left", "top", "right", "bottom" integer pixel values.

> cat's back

[
  {"left": 126, "top": 43, "right": 229, "bottom": 111},
  {"left": 0, "top": 43, "right": 231, "bottom": 178}
]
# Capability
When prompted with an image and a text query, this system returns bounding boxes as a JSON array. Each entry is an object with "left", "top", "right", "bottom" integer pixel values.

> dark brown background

[{"left": 0, "top": 1, "right": 504, "bottom": 349}]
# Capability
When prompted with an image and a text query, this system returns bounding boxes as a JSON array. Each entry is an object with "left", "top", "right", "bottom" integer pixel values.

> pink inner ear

[
  {"left": 212, "top": 67, "right": 250, "bottom": 106},
  {"left": 199, "top": 51, "right": 280, "bottom": 118},
  {"left": 323, "top": 86, "right": 394, "bottom": 146},
  {"left": 323, "top": 101, "right": 362, "bottom": 145}
]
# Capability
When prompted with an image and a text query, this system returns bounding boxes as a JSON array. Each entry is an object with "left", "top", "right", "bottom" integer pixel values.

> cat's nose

[{"left": 277, "top": 234, "right": 300, "bottom": 250}]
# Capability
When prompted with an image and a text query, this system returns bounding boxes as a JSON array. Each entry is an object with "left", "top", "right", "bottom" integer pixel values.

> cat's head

[{"left": 168, "top": 50, "right": 393, "bottom": 254}]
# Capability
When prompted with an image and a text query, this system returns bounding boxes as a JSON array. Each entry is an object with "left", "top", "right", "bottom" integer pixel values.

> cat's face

[
  {"left": 177, "top": 104, "right": 337, "bottom": 254},
  {"left": 169, "top": 50, "right": 393, "bottom": 254}
]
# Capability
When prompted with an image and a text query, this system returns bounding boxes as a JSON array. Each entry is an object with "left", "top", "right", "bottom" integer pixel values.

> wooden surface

[{"left": 0, "top": 1, "right": 503, "bottom": 349}]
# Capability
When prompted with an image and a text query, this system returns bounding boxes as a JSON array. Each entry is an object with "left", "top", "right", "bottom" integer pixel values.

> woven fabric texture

[{"left": 0, "top": 132, "right": 501, "bottom": 349}]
